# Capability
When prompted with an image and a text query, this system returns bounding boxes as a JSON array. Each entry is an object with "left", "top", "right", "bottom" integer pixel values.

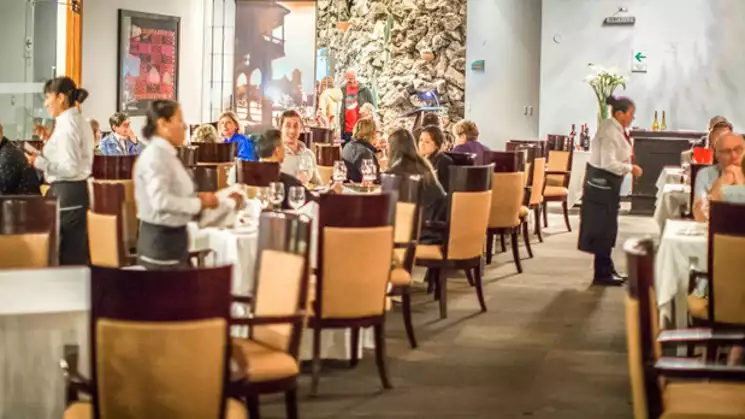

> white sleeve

[
  {"left": 34, "top": 122, "right": 83, "bottom": 177},
  {"left": 598, "top": 135, "right": 632, "bottom": 176},
  {"left": 142, "top": 160, "right": 202, "bottom": 216}
]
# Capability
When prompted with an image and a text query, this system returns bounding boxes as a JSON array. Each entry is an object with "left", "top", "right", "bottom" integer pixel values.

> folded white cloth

[{"left": 197, "top": 185, "right": 245, "bottom": 228}]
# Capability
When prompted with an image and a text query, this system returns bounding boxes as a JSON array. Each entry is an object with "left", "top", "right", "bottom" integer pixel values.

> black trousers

[
  {"left": 594, "top": 249, "right": 615, "bottom": 279},
  {"left": 137, "top": 221, "right": 190, "bottom": 270},
  {"left": 48, "top": 181, "right": 90, "bottom": 266}
]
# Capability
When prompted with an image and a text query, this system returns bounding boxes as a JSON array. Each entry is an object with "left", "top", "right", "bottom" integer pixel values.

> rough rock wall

[{"left": 316, "top": 0, "right": 467, "bottom": 129}]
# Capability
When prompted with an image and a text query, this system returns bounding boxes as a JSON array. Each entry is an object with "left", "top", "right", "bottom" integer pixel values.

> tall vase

[{"left": 597, "top": 100, "right": 611, "bottom": 127}]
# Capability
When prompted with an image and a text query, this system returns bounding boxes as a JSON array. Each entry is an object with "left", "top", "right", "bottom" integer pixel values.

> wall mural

[{"left": 117, "top": 10, "right": 180, "bottom": 115}]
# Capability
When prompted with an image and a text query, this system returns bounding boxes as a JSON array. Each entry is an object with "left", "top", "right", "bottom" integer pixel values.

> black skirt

[
  {"left": 137, "top": 221, "right": 190, "bottom": 270},
  {"left": 47, "top": 180, "right": 90, "bottom": 265},
  {"left": 578, "top": 164, "right": 623, "bottom": 254}
]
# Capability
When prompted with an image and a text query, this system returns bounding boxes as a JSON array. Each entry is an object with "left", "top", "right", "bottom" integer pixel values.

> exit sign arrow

[{"left": 635, "top": 52, "right": 647, "bottom": 62}]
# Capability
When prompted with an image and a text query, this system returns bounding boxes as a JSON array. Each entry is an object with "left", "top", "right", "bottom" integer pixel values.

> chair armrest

[
  {"left": 545, "top": 170, "right": 570, "bottom": 176},
  {"left": 60, "top": 344, "right": 91, "bottom": 404},
  {"left": 658, "top": 328, "right": 745, "bottom": 344},
  {"left": 687, "top": 269, "right": 708, "bottom": 294},
  {"left": 232, "top": 294, "right": 254, "bottom": 305},
  {"left": 655, "top": 357, "right": 745, "bottom": 381},
  {"left": 230, "top": 313, "right": 306, "bottom": 326}
]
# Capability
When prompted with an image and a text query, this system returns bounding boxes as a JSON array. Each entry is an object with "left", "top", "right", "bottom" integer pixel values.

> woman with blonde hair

[
  {"left": 192, "top": 123, "right": 220, "bottom": 144},
  {"left": 451, "top": 119, "right": 490, "bottom": 164},
  {"left": 317, "top": 76, "right": 343, "bottom": 131},
  {"left": 218, "top": 110, "right": 255, "bottom": 160},
  {"left": 342, "top": 117, "right": 379, "bottom": 182}
]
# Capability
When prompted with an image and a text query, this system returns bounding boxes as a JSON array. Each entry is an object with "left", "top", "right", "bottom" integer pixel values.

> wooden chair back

[
  {"left": 250, "top": 212, "right": 312, "bottom": 358},
  {"left": 529, "top": 157, "right": 547, "bottom": 206},
  {"left": 444, "top": 151, "right": 476, "bottom": 166},
  {"left": 484, "top": 151, "right": 525, "bottom": 173},
  {"left": 191, "top": 165, "right": 220, "bottom": 192},
  {"left": 88, "top": 182, "right": 128, "bottom": 267},
  {"left": 316, "top": 144, "right": 341, "bottom": 166},
  {"left": 546, "top": 135, "right": 574, "bottom": 187},
  {"left": 0, "top": 196, "right": 58, "bottom": 267},
  {"left": 236, "top": 160, "right": 280, "bottom": 187},
  {"left": 380, "top": 174, "right": 423, "bottom": 271},
  {"left": 690, "top": 163, "right": 711, "bottom": 210},
  {"left": 488, "top": 172, "right": 524, "bottom": 229},
  {"left": 89, "top": 266, "right": 233, "bottom": 419},
  {"left": 178, "top": 145, "right": 199, "bottom": 167},
  {"left": 547, "top": 134, "right": 571, "bottom": 151},
  {"left": 300, "top": 131, "right": 312, "bottom": 148},
  {"left": 708, "top": 201, "right": 745, "bottom": 327},
  {"left": 507, "top": 139, "right": 548, "bottom": 157},
  {"left": 444, "top": 165, "right": 493, "bottom": 261},
  {"left": 92, "top": 155, "right": 137, "bottom": 180},
  {"left": 310, "top": 127, "right": 334, "bottom": 145},
  {"left": 197, "top": 143, "right": 237, "bottom": 163},
  {"left": 316, "top": 194, "right": 394, "bottom": 320}
]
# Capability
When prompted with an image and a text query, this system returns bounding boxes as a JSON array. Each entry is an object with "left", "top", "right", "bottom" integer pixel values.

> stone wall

[{"left": 316, "top": 0, "right": 467, "bottom": 129}]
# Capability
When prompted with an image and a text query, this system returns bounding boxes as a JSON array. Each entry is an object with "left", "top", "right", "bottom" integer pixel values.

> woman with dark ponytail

[
  {"left": 27, "top": 76, "right": 94, "bottom": 265},
  {"left": 578, "top": 95, "right": 643, "bottom": 286}
]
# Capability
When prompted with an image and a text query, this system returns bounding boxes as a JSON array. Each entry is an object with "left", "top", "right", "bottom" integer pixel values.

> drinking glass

[
  {"left": 333, "top": 160, "right": 347, "bottom": 184},
  {"left": 269, "top": 182, "right": 285, "bottom": 209},
  {"left": 361, "top": 158, "right": 376, "bottom": 185},
  {"left": 288, "top": 186, "right": 306, "bottom": 211},
  {"left": 255, "top": 187, "right": 269, "bottom": 211},
  {"left": 298, "top": 155, "right": 315, "bottom": 185}
]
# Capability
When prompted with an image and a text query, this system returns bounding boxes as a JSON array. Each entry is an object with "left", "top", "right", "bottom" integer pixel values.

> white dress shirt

[
  {"left": 589, "top": 118, "right": 633, "bottom": 177},
  {"left": 281, "top": 141, "right": 322, "bottom": 185},
  {"left": 34, "top": 107, "right": 94, "bottom": 183},
  {"left": 134, "top": 136, "right": 202, "bottom": 227}
]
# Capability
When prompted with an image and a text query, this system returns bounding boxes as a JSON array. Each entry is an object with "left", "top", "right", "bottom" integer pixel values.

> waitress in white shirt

[
  {"left": 134, "top": 100, "right": 223, "bottom": 270},
  {"left": 578, "top": 96, "right": 643, "bottom": 286},
  {"left": 28, "top": 77, "right": 94, "bottom": 265}
]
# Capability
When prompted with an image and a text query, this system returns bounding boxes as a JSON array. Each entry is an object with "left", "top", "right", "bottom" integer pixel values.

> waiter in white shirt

[
  {"left": 134, "top": 100, "right": 240, "bottom": 270},
  {"left": 578, "top": 96, "right": 643, "bottom": 286},
  {"left": 27, "top": 77, "right": 94, "bottom": 265}
]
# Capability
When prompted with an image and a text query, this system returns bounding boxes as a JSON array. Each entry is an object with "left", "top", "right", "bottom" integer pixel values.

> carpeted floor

[{"left": 262, "top": 207, "right": 657, "bottom": 418}]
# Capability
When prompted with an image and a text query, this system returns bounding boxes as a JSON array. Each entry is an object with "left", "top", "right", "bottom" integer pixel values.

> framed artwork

[{"left": 117, "top": 10, "right": 180, "bottom": 115}]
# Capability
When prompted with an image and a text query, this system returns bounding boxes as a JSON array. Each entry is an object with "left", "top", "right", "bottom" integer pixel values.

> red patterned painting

[{"left": 118, "top": 10, "right": 180, "bottom": 115}]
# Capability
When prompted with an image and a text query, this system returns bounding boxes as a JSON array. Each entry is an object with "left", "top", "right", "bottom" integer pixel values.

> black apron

[
  {"left": 578, "top": 164, "right": 624, "bottom": 254},
  {"left": 137, "top": 221, "right": 189, "bottom": 270},
  {"left": 47, "top": 180, "right": 90, "bottom": 265}
]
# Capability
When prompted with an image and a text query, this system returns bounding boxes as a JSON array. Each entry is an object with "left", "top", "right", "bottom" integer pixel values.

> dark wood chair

[
  {"left": 444, "top": 151, "right": 476, "bottom": 166},
  {"left": 191, "top": 165, "right": 221, "bottom": 192},
  {"left": 623, "top": 237, "right": 745, "bottom": 419},
  {"left": 310, "top": 193, "right": 395, "bottom": 396},
  {"left": 484, "top": 152, "right": 526, "bottom": 272},
  {"left": 178, "top": 145, "right": 199, "bottom": 167},
  {"left": 381, "top": 173, "right": 423, "bottom": 349},
  {"left": 507, "top": 139, "right": 548, "bottom": 158},
  {"left": 230, "top": 212, "right": 311, "bottom": 419},
  {"left": 542, "top": 135, "right": 575, "bottom": 232},
  {"left": 299, "top": 131, "right": 312, "bottom": 148},
  {"left": 91, "top": 155, "right": 137, "bottom": 180},
  {"left": 197, "top": 142, "right": 237, "bottom": 163},
  {"left": 687, "top": 163, "right": 711, "bottom": 218},
  {"left": 310, "top": 127, "right": 334, "bottom": 145},
  {"left": 506, "top": 142, "right": 540, "bottom": 187},
  {"left": 236, "top": 160, "right": 280, "bottom": 187},
  {"left": 61, "top": 265, "right": 247, "bottom": 418},
  {"left": 0, "top": 196, "right": 58, "bottom": 267},
  {"left": 315, "top": 144, "right": 342, "bottom": 185},
  {"left": 415, "top": 165, "right": 493, "bottom": 319}
]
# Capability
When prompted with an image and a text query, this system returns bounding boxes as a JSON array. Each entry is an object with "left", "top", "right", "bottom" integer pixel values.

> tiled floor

[{"left": 262, "top": 207, "right": 657, "bottom": 418}]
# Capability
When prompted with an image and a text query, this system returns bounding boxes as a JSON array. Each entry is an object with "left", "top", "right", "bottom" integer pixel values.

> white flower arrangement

[{"left": 585, "top": 64, "right": 627, "bottom": 123}]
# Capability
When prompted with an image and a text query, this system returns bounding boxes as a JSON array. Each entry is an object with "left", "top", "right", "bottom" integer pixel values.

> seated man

[
  {"left": 99, "top": 112, "right": 144, "bottom": 156},
  {"left": 682, "top": 119, "right": 731, "bottom": 165},
  {"left": 0, "top": 122, "right": 41, "bottom": 195},
  {"left": 692, "top": 132, "right": 745, "bottom": 220},
  {"left": 256, "top": 129, "right": 316, "bottom": 209}
]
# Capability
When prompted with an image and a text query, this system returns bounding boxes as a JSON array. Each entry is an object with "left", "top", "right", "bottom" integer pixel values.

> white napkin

[{"left": 197, "top": 185, "right": 245, "bottom": 228}]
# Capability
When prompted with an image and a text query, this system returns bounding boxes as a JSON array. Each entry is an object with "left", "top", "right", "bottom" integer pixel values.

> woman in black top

[
  {"left": 387, "top": 128, "right": 447, "bottom": 244},
  {"left": 0, "top": 124, "right": 41, "bottom": 195},
  {"left": 418, "top": 125, "right": 453, "bottom": 193},
  {"left": 342, "top": 117, "right": 379, "bottom": 182}
]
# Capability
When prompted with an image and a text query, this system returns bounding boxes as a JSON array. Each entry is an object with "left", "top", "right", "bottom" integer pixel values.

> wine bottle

[
  {"left": 570, "top": 124, "right": 578, "bottom": 150},
  {"left": 661, "top": 111, "right": 667, "bottom": 131},
  {"left": 652, "top": 111, "right": 659, "bottom": 131}
]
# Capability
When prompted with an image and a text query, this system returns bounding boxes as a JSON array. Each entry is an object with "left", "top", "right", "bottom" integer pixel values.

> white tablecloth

[
  {"left": 0, "top": 267, "right": 90, "bottom": 419},
  {"left": 656, "top": 166, "right": 685, "bottom": 193},
  {"left": 653, "top": 184, "right": 690, "bottom": 232},
  {"left": 655, "top": 220, "right": 708, "bottom": 329}
]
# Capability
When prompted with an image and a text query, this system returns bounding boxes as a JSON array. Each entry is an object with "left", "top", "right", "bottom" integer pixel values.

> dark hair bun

[
  {"left": 605, "top": 96, "right": 616, "bottom": 106},
  {"left": 73, "top": 88, "right": 89, "bottom": 105}
]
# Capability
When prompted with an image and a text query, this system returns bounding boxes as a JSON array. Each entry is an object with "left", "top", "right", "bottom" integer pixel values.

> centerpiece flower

[{"left": 585, "top": 64, "right": 627, "bottom": 125}]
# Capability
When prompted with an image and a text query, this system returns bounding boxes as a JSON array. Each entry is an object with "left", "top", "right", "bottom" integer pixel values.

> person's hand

[
  {"left": 26, "top": 153, "right": 36, "bottom": 167},
  {"left": 228, "top": 192, "right": 244, "bottom": 209},
  {"left": 126, "top": 127, "right": 137, "bottom": 142},
  {"left": 723, "top": 165, "right": 744, "bottom": 185},
  {"left": 631, "top": 165, "right": 643, "bottom": 177},
  {"left": 198, "top": 192, "right": 219, "bottom": 209},
  {"left": 33, "top": 123, "right": 51, "bottom": 141},
  {"left": 296, "top": 172, "right": 309, "bottom": 185}
]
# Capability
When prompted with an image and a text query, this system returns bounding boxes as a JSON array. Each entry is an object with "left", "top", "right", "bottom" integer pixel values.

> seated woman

[
  {"left": 257, "top": 129, "right": 316, "bottom": 209},
  {"left": 451, "top": 119, "right": 490, "bottom": 164},
  {"left": 192, "top": 124, "right": 220, "bottom": 144},
  {"left": 342, "top": 117, "right": 380, "bottom": 183},
  {"left": 219, "top": 111, "right": 255, "bottom": 161},
  {"left": 387, "top": 128, "right": 447, "bottom": 244},
  {"left": 418, "top": 125, "right": 453, "bottom": 193},
  {"left": 0, "top": 123, "right": 41, "bottom": 195}
]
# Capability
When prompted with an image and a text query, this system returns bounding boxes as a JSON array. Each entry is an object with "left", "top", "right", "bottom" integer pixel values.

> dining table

[{"left": 653, "top": 183, "right": 690, "bottom": 232}]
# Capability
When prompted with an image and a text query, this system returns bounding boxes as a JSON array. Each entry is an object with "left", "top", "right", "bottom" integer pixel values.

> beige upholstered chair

[
  {"left": 89, "top": 179, "right": 138, "bottom": 251},
  {"left": 415, "top": 165, "right": 493, "bottom": 319},
  {"left": 542, "top": 136, "right": 574, "bottom": 232},
  {"left": 486, "top": 171, "right": 525, "bottom": 273},
  {"left": 309, "top": 193, "right": 395, "bottom": 396},
  {"left": 526, "top": 157, "right": 546, "bottom": 243},
  {"left": 231, "top": 212, "right": 311, "bottom": 419},
  {"left": 624, "top": 237, "right": 745, "bottom": 419},
  {"left": 61, "top": 266, "right": 247, "bottom": 419},
  {"left": 88, "top": 182, "right": 133, "bottom": 268},
  {"left": 0, "top": 196, "right": 58, "bottom": 267}
]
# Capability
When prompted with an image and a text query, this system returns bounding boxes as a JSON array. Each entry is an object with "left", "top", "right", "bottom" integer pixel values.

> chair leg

[
  {"left": 465, "top": 269, "right": 475, "bottom": 286},
  {"left": 542, "top": 203, "right": 548, "bottom": 228},
  {"left": 534, "top": 206, "right": 544, "bottom": 243},
  {"left": 473, "top": 267, "right": 487, "bottom": 312},
  {"left": 401, "top": 289, "right": 418, "bottom": 349},
  {"left": 426, "top": 268, "right": 434, "bottom": 294},
  {"left": 522, "top": 221, "right": 534, "bottom": 258},
  {"left": 285, "top": 389, "right": 298, "bottom": 419},
  {"left": 511, "top": 230, "right": 523, "bottom": 274},
  {"left": 500, "top": 233, "right": 506, "bottom": 252},
  {"left": 310, "top": 326, "right": 322, "bottom": 397},
  {"left": 562, "top": 200, "right": 572, "bottom": 232},
  {"left": 373, "top": 322, "right": 393, "bottom": 389},
  {"left": 246, "top": 394, "right": 261, "bottom": 419},
  {"left": 485, "top": 231, "right": 494, "bottom": 265},
  {"left": 438, "top": 268, "right": 448, "bottom": 319},
  {"left": 349, "top": 327, "right": 360, "bottom": 368}
]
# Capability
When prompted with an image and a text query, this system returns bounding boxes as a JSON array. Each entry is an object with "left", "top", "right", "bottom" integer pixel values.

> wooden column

[{"left": 65, "top": 0, "right": 83, "bottom": 84}]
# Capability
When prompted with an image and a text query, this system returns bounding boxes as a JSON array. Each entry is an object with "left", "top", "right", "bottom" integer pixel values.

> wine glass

[
  {"left": 288, "top": 186, "right": 306, "bottom": 211},
  {"left": 269, "top": 182, "right": 285, "bottom": 209},
  {"left": 298, "top": 155, "right": 315, "bottom": 185},
  {"left": 255, "top": 187, "right": 269, "bottom": 211},
  {"left": 361, "top": 159, "right": 377, "bottom": 185},
  {"left": 333, "top": 160, "right": 347, "bottom": 184},
  {"left": 700, "top": 190, "right": 710, "bottom": 220}
]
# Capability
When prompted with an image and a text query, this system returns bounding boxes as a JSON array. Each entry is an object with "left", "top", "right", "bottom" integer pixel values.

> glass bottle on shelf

[
  {"left": 661, "top": 111, "right": 667, "bottom": 131},
  {"left": 652, "top": 111, "right": 659, "bottom": 131}
]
